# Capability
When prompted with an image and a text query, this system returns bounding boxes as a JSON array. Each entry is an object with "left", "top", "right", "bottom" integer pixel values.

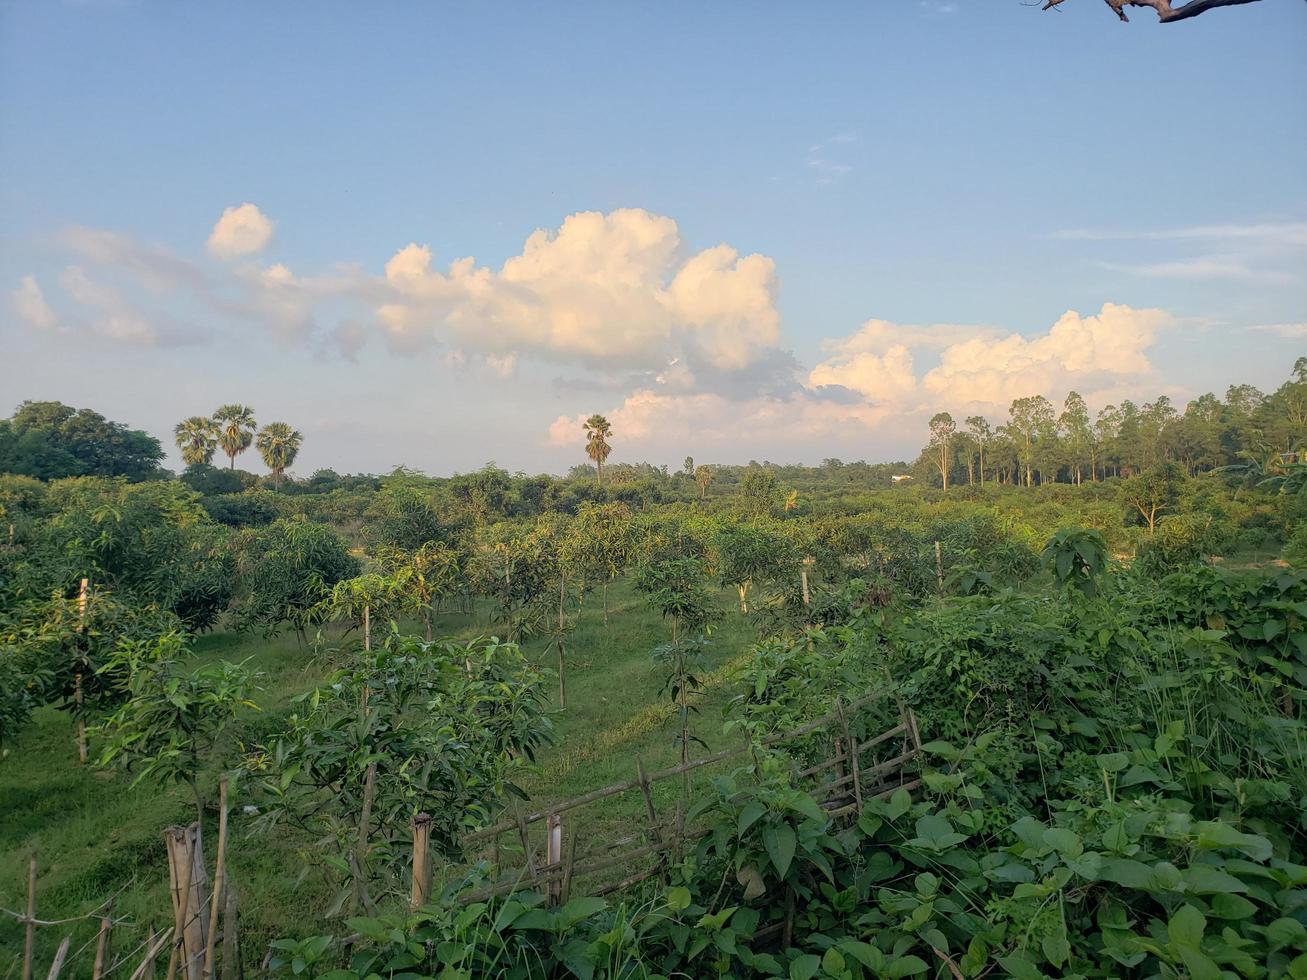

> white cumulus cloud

[
  {"left": 373, "top": 208, "right": 781, "bottom": 373},
  {"left": 207, "top": 203, "right": 275, "bottom": 260}
]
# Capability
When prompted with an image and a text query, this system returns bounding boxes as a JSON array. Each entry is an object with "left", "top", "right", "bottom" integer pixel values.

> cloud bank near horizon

[{"left": 8, "top": 204, "right": 1253, "bottom": 461}]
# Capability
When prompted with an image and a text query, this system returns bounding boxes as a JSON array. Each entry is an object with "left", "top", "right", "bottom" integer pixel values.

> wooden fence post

[
  {"left": 410, "top": 813, "right": 432, "bottom": 911},
  {"left": 22, "top": 852, "right": 36, "bottom": 980}
]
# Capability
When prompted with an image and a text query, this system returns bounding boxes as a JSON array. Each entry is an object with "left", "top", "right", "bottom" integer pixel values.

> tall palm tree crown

[
  {"left": 583, "top": 414, "right": 612, "bottom": 486},
  {"left": 212, "top": 404, "right": 257, "bottom": 469},
  {"left": 174, "top": 416, "right": 219, "bottom": 467},
  {"left": 255, "top": 422, "right": 302, "bottom": 488}
]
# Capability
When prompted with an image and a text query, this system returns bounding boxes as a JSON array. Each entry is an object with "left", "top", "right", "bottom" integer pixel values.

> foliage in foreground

[{"left": 262, "top": 563, "right": 1307, "bottom": 979}]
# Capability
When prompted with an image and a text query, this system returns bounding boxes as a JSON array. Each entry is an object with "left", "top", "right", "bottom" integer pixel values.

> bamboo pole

[
  {"left": 559, "top": 822, "right": 578, "bottom": 904},
  {"left": 130, "top": 930, "right": 173, "bottom": 980},
  {"left": 164, "top": 828, "right": 195, "bottom": 980},
  {"left": 202, "top": 778, "right": 229, "bottom": 980},
  {"left": 164, "top": 824, "right": 209, "bottom": 980},
  {"left": 545, "top": 813, "right": 562, "bottom": 905},
  {"left": 934, "top": 541, "right": 944, "bottom": 592},
  {"left": 22, "top": 853, "right": 37, "bottom": 980},
  {"left": 92, "top": 908, "right": 113, "bottom": 980},
  {"left": 44, "top": 936, "right": 70, "bottom": 980},
  {"left": 362, "top": 604, "right": 370, "bottom": 652},
  {"left": 836, "top": 699, "right": 863, "bottom": 814},
  {"left": 75, "top": 576, "right": 89, "bottom": 764},
  {"left": 409, "top": 813, "right": 432, "bottom": 912},
  {"left": 635, "top": 756, "right": 659, "bottom": 845}
]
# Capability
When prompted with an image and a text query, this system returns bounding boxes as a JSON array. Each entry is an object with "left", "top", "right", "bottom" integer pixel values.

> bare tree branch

[{"left": 1043, "top": 0, "right": 1269, "bottom": 22}]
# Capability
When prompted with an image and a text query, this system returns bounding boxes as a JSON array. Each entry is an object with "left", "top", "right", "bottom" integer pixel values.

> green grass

[{"left": 0, "top": 579, "right": 761, "bottom": 977}]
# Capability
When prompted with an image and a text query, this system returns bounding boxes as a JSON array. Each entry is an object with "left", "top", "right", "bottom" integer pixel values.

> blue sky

[{"left": 2, "top": 0, "right": 1304, "bottom": 476}]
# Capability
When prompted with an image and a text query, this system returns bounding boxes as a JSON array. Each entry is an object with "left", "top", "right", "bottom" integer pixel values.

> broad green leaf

[
  {"left": 886, "top": 788, "right": 912, "bottom": 820},
  {"left": 1182, "top": 864, "right": 1248, "bottom": 895},
  {"left": 789, "top": 953, "right": 821, "bottom": 980},
  {"left": 1043, "top": 827, "right": 1083, "bottom": 858},
  {"left": 1209, "top": 893, "right": 1257, "bottom": 919},
  {"left": 665, "top": 886, "right": 691, "bottom": 912},
  {"left": 764, "top": 823, "right": 797, "bottom": 879},
  {"left": 1194, "top": 822, "right": 1272, "bottom": 862},
  {"left": 821, "top": 948, "right": 846, "bottom": 976},
  {"left": 1097, "top": 858, "right": 1155, "bottom": 889},
  {"left": 738, "top": 802, "right": 766, "bottom": 836}
]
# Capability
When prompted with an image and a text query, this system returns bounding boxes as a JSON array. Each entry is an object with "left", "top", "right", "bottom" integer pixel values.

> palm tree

[
  {"left": 256, "top": 422, "right": 302, "bottom": 488},
  {"left": 695, "top": 464, "right": 712, "bottom": 500},
  {"left": 584, "top": 414, "right": 612, "bottom": 486},
  {"left": 174, "top": 416, "right": 219, "bottom": 467},
  {"left": 213, "top": 405, "right": 257, "bottom": 469}
]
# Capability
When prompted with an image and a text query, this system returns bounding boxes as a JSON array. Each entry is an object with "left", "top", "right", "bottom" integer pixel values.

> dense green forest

[{"left": 1, "top": 362, "right": 1305, "bottom": 979}]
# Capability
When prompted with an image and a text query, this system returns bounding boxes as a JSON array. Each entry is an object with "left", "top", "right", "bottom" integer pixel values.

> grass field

[{"left": 0, "top": 579, "right": 764, "bottom": 976}]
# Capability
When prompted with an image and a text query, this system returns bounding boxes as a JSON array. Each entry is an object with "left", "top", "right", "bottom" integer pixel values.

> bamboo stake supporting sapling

[
  {"left": 164, "top": 828, "right": 195, "bottom": 980},
  {"left": 202, "top": 778, "right": 229, "bottom": 980},
  {"left": 75, "top": 577, "right": 89, "bottom": 764},
  {"left": 409, "top": 813, "right": 432, "bottom": 912},
  {"left": 545, "top": 813, "right": 563, "bottom": 905},
  {"left": 22, "top": 852, "right": 36, "bottom": 980}
]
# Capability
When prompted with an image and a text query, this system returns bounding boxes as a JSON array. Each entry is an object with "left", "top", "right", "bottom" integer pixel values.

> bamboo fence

[{"left": 440, "top": 690, "right": 923, "bottom": 904}]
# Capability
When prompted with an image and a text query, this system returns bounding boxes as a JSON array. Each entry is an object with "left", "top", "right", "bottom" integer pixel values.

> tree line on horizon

[
  {"left": 0, "top": 358, "right": 1301, "bottom": 493},
  {"left": 911, "top": 358, "right": 1306, "bottom": 490}
]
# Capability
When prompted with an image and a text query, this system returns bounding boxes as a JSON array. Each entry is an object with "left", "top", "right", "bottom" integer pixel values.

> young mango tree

[
  {"left": 635, "top": 556, "right": 715, "bottom": 766},
  {"left": 234, "top": 517, "right": 360, "bottom": 639},
  {"left": 251, "top": 634, "right": 552, "bottom": 914},
  {"left": 313, "top": 571, "right": 425, "bottom": 649},
  {"left": 376, "top": 541, "right": 465, "bottom": 639},
  {"left": 561, "top": 502, "right": 633, "bottom": 627},
  {"left": 95, "top": 633, "right": 258, "bottom": 823},
  {"left": 469, "top": 522, "right": 557, "bottom": 642},
  {"left": 0, "top": 586, "right": 180, "bottom": 762},
  {"left": 714, "top": 522, "right": 797, "bottom": 615}
]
